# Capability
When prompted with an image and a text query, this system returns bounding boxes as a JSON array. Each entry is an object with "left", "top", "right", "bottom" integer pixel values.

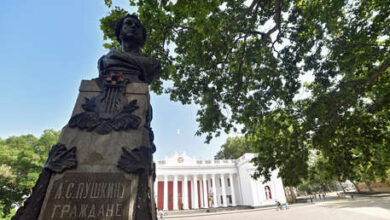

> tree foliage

[
  {"left": 214, "top": 136, "right": 253, "bottom": 159},
  {"left": 298, "top": 153, "right": 338, "bottom": 193},
  {"left": 309, "top": 104, "right": 390, "bottom": 183},
  {"left": 101, "top": 0, "right": 390, "bottom": 186},
  {"left": 249, "top": 108, "right": 309, "bottom": 187},
  {"left": 101, "top": 0, "right": 303, "bottom": 141},
  {"left": 0, "top": 130, "right": 60, "bottom": 217}
]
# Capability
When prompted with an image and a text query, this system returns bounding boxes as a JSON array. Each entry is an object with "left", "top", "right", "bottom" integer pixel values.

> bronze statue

[
  {"left": 68, "top": 14, "right": 160, "bottom": 135},
  {"left": 98, "top": 14, "right": 160, "bottom": 84},
  {"left": 13, "top": 14, "right": 159, "bottom": 220}
]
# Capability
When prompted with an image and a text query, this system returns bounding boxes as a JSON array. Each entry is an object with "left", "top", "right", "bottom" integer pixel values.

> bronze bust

[
  {"left": 98, "top": 14, "right": 160, "bottom": 84},
  {"left": 69, "top": 15, "right": 161, "bottom": 134}
]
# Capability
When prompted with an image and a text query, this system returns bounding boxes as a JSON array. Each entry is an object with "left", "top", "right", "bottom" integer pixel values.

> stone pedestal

[{"left": 13, "top": 80, "right": 157, "bottom": 220}]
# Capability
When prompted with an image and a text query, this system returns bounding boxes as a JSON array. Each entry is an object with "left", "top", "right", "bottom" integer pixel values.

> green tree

[
  {"left": 214, "top": 136, "right": 253, "bottom": 159},
  {"left": 101, "top": 0, "right": 389, "bottom": 194},
  {"left": 101, "top": 0, "right": 388, "bottom": 140},
  {"left": 298, "top": 153, "right": 338, "bottom": 194},
  {"left": 0, "top": 130, "right": 60, "bottom": 217},
  {"left": 306, "top": 99, "right": 390, "bottom": 190},
  {"left": 248, "top": 109, "right": 309, "bottom": 193}
]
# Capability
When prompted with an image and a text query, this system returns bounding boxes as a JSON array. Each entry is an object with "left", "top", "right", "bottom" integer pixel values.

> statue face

[{"left": 119, "top": 17, "right": 144, "bottom": 46}]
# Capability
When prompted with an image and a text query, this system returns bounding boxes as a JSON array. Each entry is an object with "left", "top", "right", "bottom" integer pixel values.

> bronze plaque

[{"left": 40, "top": 172, "right": 132, "bottom": 220}]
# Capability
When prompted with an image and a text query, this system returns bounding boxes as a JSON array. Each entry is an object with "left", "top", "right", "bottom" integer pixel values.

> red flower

[{"left": 106, "top": 72, "right": 124, "bottom": 85}]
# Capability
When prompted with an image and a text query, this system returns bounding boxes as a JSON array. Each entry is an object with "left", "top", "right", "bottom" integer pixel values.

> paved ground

[{"left": 163, "top": 194, "right": 390, "bottom": 220}]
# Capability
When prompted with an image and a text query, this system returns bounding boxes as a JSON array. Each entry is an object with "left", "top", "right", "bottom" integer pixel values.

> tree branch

[
  {"left": 176, "top": 25, "right": 199, "bottom": 33},
  {"left": 224, "top": 35, "right": 245, "bottom": 63},
  {"left": 367, "top": 57, "right": 390, "bottom": 85},
  {"left": 248, "top": 0, "right": 282, "bottom": 43},
  {"left": 225, "top": 0, "right": 259, "bottom": 32},
  {"left": 325, "top": 57, "right": 390, "bottom": 118},
  {"left": 236, "top": 35, "right": 248, "bottom": 93},
  {"left": 269, "top": 0, "right": 282, "bottom": 35}
]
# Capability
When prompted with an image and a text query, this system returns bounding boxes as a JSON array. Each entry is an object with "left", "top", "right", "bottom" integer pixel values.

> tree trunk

[
  {"left": 365, "top": 181, "right": 374, "bottom": 192},
  {"left": 351, "top": 180, "right": 361, "bottom": 193},
  {"left": 290, "top": 187, "right": 297, "bottom": 203},
  {"left": 321, "top": 183, "right": 329, "bottom": 192},
  {"left": 283, "top": 187, "right": 288, "bottom": 200},
  {"left": 338, "top": 181, "right": 346, "bottom": 193}
]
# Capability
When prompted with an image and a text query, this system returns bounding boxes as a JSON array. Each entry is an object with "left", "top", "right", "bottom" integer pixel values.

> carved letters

[{"left": 39, "top": 173, "right": 132, "bottom": 220}]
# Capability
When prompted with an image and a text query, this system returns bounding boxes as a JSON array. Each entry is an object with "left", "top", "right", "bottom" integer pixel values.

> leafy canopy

[
  {"left": 101, "top": 0, "right": 389, "bottom": 185},
  {"left": 214, "top": 136, "right": 253, "bottom": 160},
  {"left": 101, "top": 0, "right": 388, "bottom": 138},
  {"left": 0, "top": 130, "right": 60, "bottom": 217}
]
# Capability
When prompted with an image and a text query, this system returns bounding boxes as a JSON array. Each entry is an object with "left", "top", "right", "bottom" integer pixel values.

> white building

[{"left": 154, "top": 153, "right": 286, "bottom": 210}]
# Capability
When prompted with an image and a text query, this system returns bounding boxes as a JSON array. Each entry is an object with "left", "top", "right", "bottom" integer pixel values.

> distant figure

[
  {"left": 285, "top": 202, "right": 289, "bottom": 210},
  {"left": 159, "top": 210, "right": 166, "bottom": 219},
  {"left": 323, "top": 193, "right": 326, "bottom": 200},
  {"left": 351, "top": 194, "right": 354, "bottom": 199},
  {"left": 276, "top": 201, "right": 282, "bottom": 210}
]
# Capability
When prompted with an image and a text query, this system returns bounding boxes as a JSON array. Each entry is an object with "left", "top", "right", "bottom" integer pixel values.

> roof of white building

[{"left": 155, "top": 152, "right": 256, "bottom": 169}]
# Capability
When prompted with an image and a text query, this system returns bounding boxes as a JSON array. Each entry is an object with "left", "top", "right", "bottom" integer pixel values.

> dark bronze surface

[
  {"left": 117, "top": 146, "right": 153, "bottom": 220},
  {"left": 39, "top": 172, "right": 132, "bottom": 220},
  {"left": 14, "top": 13, "right": 159, "bottom": 220},
  {"left": 68, "top": 92, "right": 141, "bottom": 135},
  {"left": 98, "top": 14, "right": 160, "bottom": 84}
]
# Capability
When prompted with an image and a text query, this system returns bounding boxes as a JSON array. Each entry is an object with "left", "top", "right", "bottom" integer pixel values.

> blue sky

[{"left": 0, "top": 0, "right": 237, "bottom": 160}]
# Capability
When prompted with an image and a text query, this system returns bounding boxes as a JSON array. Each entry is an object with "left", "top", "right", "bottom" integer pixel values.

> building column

[
  {"left": 212, "top": 174, "right": 218, "bottom": 207},
  {"left": 202, "top": 174, "right": 209, "bottom": 208},
  {"left": 193, "top": 175, "right": 199, "bottom": 209},
  {"left": 229, "top": 173, "right": 237, "bottom": 206},
  {"left": 220, "top": 174, "right": 227, "bottom": 207},
  {"left": 163, "top": 175, "right": 168, "bottom": 210},
  {"left": 190, "top": 178, "right": 194, "bottom": 209},
  {"left": 183, "top": 175, "right": 189, "bottom": 210},
  {"left": 173, "top": 175, "right": 179, "bottom": 210},
  {"left": 199, "top": 178, "right": 203, "bottom": 208}
]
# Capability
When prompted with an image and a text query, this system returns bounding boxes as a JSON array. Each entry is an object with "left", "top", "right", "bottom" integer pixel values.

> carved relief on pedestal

[{"left": 68, "top": 72, "right": 141, "bottom": 135}]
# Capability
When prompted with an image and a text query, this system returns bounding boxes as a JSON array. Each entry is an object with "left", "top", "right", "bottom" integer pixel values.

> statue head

[{"left": 115, "top": 14, "right": 147, "bottom": 48}]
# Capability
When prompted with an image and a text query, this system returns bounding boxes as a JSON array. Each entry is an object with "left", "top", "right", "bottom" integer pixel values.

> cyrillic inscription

[{"left": 40, "top": 173, "right": 132, "bottom": 220}]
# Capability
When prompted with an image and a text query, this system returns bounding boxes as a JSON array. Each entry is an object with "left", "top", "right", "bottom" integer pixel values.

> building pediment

[{"left": 162, "top": 152, "right": 197, "bottom": 165}]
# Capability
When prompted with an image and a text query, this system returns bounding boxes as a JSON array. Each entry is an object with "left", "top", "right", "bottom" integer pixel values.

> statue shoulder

[
  {"left": 141, "top": 55, "right": 161, "bottom": 84},
  {"left": 97, "top": 49, "right": 126, "bottom": 73},
  {"left": 97, "top": 49, "right": 116, "bottom": 65}
]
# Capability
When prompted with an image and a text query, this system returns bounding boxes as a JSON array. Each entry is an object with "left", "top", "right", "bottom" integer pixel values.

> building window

[
  {"left": 227, "top": 178, "right": 230, "bottom": 187},
  {"left": 219, "top": 178, "right": 222, "bottom": 187},
  {"left": 220, "top": 196, "right": 223, "bottom": 204},
  {"left": 210, "top": 179, "right": 213, "bottom": 187},
  {"left": 227, "top": 195, "right": 232, "bottom": 204},
  {"left": 265, "top": 185, "right": 272, "bottom": 200}
]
